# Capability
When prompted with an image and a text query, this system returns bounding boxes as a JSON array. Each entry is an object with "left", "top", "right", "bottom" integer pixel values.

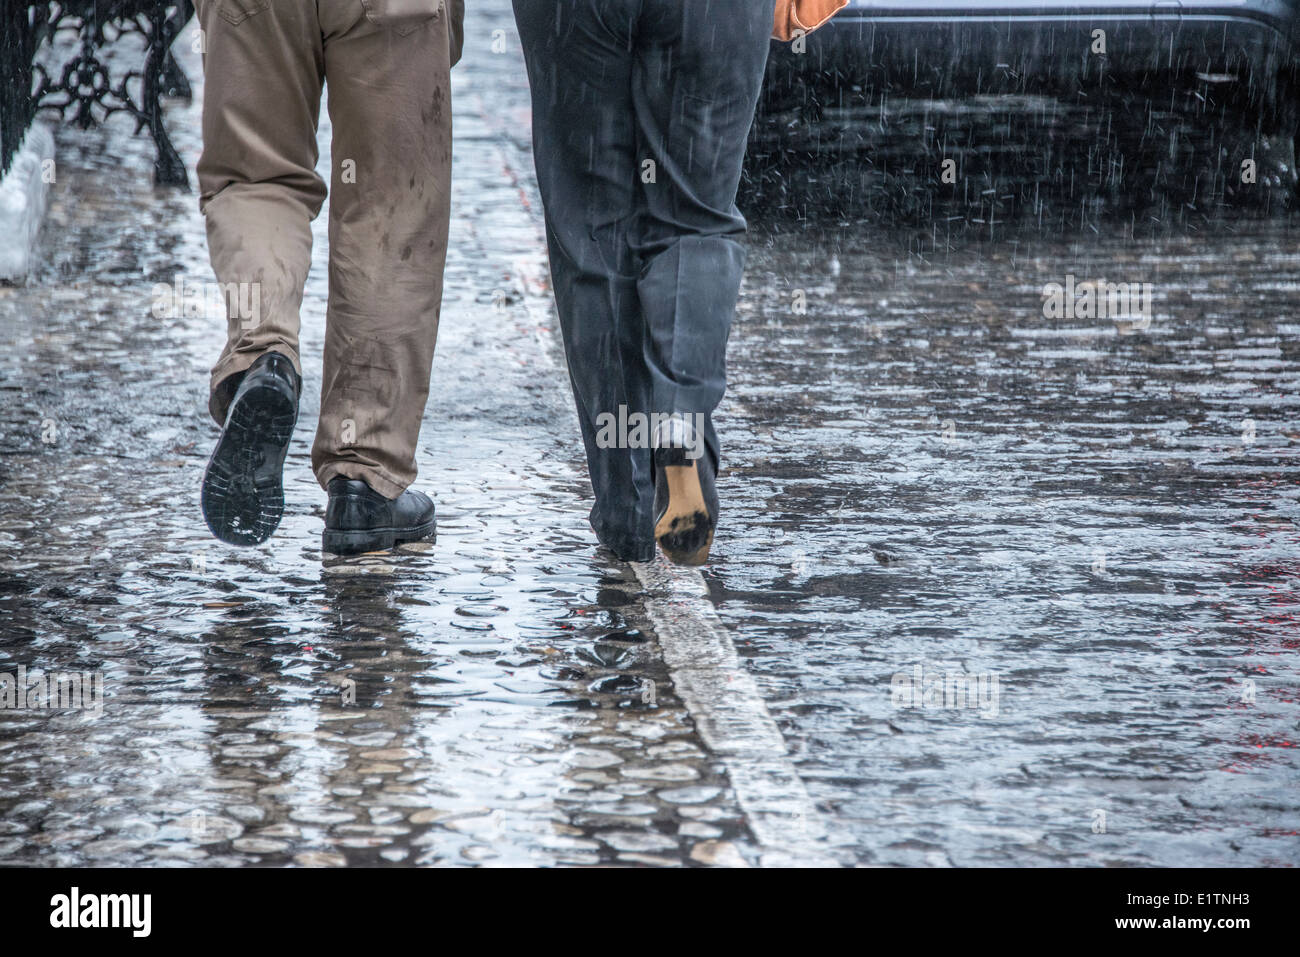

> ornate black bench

[{"left": 1, "top": 1, "right": 195, "bottom": 187}]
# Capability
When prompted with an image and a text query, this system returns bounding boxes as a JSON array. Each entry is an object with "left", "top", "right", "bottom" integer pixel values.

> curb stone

[{"left": 0, "top": 123, "right": 56, "bottom": 283}]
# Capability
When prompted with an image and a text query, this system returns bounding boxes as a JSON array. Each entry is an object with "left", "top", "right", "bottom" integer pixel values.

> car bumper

[{"left": 769, "top": 2, "right": 1300, "bottom": 104}]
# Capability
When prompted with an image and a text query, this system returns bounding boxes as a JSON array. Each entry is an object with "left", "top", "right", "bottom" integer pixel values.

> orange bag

[{"left": 772, "top": 0, "right": 849, "bottom": 42}]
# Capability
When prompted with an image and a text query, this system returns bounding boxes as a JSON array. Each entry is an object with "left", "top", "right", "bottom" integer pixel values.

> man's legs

[
  {"left": 196, "top": 0, "right": 325, "bottom": 545},
  {"left": 623, "top": 1, "right": 773, "bottom": 563},
  {"left": 514, "top": 0, "right": 657, "bottom": 562},
  {"left": 195, "top": 0, "right": 325, "bottom": 423},
  {"left": 633, "top": 0, "right": 776, "bottom": 479},
  {"left": 313, "top": 0, "right": 455, "bottom": 500}
]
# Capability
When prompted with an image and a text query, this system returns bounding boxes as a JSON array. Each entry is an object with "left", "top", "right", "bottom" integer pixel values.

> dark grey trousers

[{"left": 514, "top": 0, "right": 775, "bottom": 561}]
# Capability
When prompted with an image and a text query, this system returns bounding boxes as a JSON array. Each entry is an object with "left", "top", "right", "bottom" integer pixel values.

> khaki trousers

[{"left": 195, "top": 0, "right": 456, "bottom": 499}]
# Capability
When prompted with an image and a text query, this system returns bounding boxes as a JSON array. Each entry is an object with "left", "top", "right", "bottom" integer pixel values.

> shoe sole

[
  {"left": 654, "top": 463, "right": 715, "bottom": 566},
  {"left": 322, "top": 520, "right": 437, "bottom": 556},
  {"left": 201, "top": 382, "right": 296, "bottom": 547}
]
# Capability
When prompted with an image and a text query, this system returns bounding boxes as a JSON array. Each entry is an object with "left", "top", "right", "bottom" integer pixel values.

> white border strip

[{"left": 633, "top": 558, "right": 837, "bottom": 866}]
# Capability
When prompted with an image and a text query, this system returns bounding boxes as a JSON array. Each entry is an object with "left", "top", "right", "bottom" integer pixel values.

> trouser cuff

[{"left": 316, "top": 463, "right": 408, "bottom": 501}]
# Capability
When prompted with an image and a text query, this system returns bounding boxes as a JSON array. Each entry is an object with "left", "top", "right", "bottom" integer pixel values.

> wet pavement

[{"left": 2, "top": 0, "right": 1299, "bottom": 867}]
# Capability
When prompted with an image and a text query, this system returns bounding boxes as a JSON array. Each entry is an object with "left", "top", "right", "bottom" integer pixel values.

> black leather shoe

[
  {"left": 322, "top": 478, "right": 436, "bottom": 555},
  {"left": 652, "top": 421, "right": 719, "bottom": 566},
  {"left": 201, "top": 352, "right": 301, "bottom": 546}
]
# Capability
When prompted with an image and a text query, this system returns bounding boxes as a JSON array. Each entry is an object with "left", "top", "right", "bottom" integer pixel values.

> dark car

[
  {"left": 754, "top": 1, "right": 1300, "bottom": 205},
  {"left": 769, "top": 1, "right": 1300, "bottom": 96}
]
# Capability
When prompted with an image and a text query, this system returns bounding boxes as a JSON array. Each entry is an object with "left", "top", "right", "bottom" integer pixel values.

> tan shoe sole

[{"left": 654, "top": 463, "right": 714, "bottom": 565}]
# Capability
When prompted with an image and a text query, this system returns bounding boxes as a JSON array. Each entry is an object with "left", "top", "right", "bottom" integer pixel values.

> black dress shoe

[
  {"left": 652, "top": 421, "right": 719, "bottom": 566},
  {"left": 322, "top": 478, "right": 436, "bottom": 555},
  {"left": 201, "top": 352, "right": 301, "bottom": 546}
]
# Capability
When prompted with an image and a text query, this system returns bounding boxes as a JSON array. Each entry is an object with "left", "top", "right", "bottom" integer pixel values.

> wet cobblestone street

[{"left": 1, "top": 0, "right": 1298, "bottom": 867}]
